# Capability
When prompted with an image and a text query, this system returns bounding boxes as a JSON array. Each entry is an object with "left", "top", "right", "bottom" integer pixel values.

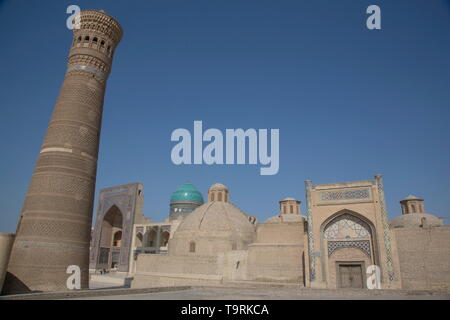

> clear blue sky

[{"left": 0, "top": 0, "right": 449, "bottom": 233}]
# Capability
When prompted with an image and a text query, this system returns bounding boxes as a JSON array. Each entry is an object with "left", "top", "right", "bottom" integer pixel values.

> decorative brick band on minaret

[{"left": 3, "top": 10, "right": 122, "bottom": 294}]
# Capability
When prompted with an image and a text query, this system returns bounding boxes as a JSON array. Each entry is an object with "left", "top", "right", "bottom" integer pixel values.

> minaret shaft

[{"left": 3, "top": 10, "right": 122, "bottom": 294}]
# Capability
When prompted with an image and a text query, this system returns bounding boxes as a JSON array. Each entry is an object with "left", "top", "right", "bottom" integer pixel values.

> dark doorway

[{"left": 337, "top": 263, "right": 364, "bottom": 288}]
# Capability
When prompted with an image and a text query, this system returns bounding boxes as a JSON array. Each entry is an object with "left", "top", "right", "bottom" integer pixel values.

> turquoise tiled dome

[{"left": 170, "top": 183, "right": 204, "bottom": 204}]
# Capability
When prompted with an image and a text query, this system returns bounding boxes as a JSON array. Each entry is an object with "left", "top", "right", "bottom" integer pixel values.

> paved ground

[
  {"left": 89, "top": 281, "right": 124, "bottom": 290},
  {"left": 69, "top": 286, "right": 450, "bottom": 300}
]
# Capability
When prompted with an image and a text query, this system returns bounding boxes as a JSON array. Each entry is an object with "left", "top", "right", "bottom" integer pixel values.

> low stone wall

[
  {"left": 218, "top": 250, "right": 248, "bottom": 281},
  {"left": 245, "top": 220, "right": 305, "bottom": 284},
  {"left": 132, "top": 272, "right": 223, "bottom": 288},
  {"left": 247, "top": 243, "right": 304, "bottom": 283},
  {"left": 132, "top": 253, "right": 222, "bottom": 288},
  {"left": 135, "top": 253, "right": 219, "bottom": 274},
  {"left": 0, "top": 286, "right": 191, "bottom": 300},
  {"left": 394, "top": 225, "right": 450, "bottom": 290}
]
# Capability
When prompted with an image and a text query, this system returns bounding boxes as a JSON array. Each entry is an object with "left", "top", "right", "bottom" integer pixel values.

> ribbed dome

[
  {"left": 169, "top": 201, "right": 255, "bottom": 255},
  {"left": 170, "top": 183, "right": 204, "bottom": 204},
  {"left": 175, "top": 201, "right": 254, "bottom": 235}
]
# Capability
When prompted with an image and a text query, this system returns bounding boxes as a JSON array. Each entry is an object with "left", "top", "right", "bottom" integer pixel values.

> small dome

[
  {"left": 404, "top": 195, "right": 422, "bottom": 200},
  {"left": 281, "top": 197, "right": 296, "bottom": 201},
  {"left": 390, "top": 213, "right": 443, "bottom": 228},
  {"left": 208, "top": 183, "right": 230, "bottom": 203},
  {"left": 209, "top": 183, "right": 228, "bottom": 191},
  {"left": 170, "top": 183, "right": 204, "bottom": 204}
]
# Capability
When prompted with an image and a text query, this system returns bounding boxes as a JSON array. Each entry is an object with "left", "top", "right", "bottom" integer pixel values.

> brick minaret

[{"left": 3, "top": 10, "right": 122, "bottom": 294}]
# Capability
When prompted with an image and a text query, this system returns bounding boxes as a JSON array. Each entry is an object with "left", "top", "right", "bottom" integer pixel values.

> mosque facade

[{"left": 89, "top": 176, "right": 450, "bottom": 290}]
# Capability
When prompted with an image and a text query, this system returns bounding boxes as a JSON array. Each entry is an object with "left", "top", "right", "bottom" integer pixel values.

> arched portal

[
  {"left": 321, "top": 210, "right": 377, "bottom": 289},
  {"left": 98, "top": 205, "right": 123, "bottom": 270}
]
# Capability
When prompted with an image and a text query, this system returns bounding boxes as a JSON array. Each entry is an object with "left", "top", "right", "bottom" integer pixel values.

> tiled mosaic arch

[
  {"left": 327, "top": 240, "right": 371, "bottom": 257},
  {"left": 323, "top": 213, "right": 373, "bottom": 258},
  {"left": 319, "top": 209, "right": 380, "bottom": 283},
  {"left": 323, "top": 214, "right": 372, "bottom": 240}
]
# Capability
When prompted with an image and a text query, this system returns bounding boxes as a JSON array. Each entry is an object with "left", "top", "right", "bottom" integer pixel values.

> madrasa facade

[{"left": 89, "top": 175, "right": 450, "bottom": 290}]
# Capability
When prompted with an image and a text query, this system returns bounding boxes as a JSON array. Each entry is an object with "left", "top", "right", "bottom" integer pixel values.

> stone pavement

[
  {"left": 68, "top": 286, "right": 450, "bottom": 300},
  {"left": 2, "top": 283, "right": 449, "bottom": 300}
]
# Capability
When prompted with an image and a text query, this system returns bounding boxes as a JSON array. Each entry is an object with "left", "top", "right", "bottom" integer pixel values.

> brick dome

[{"left": 169, "top": 201, "right": 255, "bottom": 256}]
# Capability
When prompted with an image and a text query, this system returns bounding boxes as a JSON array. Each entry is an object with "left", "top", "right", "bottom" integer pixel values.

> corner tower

[
  {"left": 208, "top": 183, "right": 229, "bottom": 202},
  {"left": 279, "top": 197, "right": 301, "bottom": 215},
  {"left": 4, "top": 10, "right": 122, "bottom": 294},
  {"left": 400, "top": 195, "right": 425, "bottom": 214}
]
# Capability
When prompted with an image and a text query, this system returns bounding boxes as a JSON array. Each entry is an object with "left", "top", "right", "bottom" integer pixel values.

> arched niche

[
  {"left": 161, "top": 230, "right": 170, "bottom": 247},
  {"left": 135, "top": 232, "right": 143, "bottom": 247}
]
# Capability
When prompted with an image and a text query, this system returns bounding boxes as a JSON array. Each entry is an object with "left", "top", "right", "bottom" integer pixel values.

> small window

[
  {"left": 211, "top": 193, "right": 215, "bottom": 201},
  {"left": 100, "top": 40, "right": 105, "bottom": 47},
  {"left": 290, "top": 205, "right": 293, "bottom": 214},
  {"left": 189, "top": 241, "right": 196, "bottom": 253},
  {"left": 218, "top": 192, "right": 222, "bottom": 201},
  {"left": 93, "top": 37, "right": 98, "bottom": 43},
  {"left": 107, "top": 45, "right": 111, "bottom": 52},
  {"left": 85, "top": 36, "right": 90, "bottom": 41},
  {"left": 421, "top": 217, "right": 426, "bottom": 227},
  {"left": 77, "top": 36, "right": 82, "bottom": 42}
]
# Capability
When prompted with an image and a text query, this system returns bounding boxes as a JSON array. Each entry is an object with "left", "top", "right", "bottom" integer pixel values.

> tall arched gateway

[
  {"left": 305, "top": 177, "right": 402, "bottom": 289},
  {"left": 320, "top": 210, "right": 378, "bottom": 289},
  {"left": 98, "top": 206, "right": 123, "bottom": 270},
  {"left": 89, "top": 183, "right": 147, "bottom": 273}
]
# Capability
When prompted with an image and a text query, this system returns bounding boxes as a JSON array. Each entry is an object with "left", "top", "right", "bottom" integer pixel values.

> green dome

[{"left": 170, "top": 183, "right": 204, "bottom": 204}]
